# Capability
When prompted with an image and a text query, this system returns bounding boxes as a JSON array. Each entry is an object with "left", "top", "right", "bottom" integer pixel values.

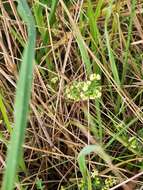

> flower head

[{"left": 90, "top": 73, "right": 101, "bottom": 81}]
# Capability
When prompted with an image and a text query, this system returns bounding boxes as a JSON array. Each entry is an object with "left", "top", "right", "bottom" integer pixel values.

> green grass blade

[
  {"left": 76, "top": 34, "right": 92, "bottom": 76},
  {"left": 104, "top": 2, "right": 121, "bottom": 113},
  {"left": 77, "top": 144, "right": 113, "bottom": 189},
  {"left": 59, "top": 0, "right": 92, "bottom": 76},
  {"left": 87, "top": 0, "right": 103, "bottom": 43},
  {"left": 87, "top": 0, "right": 104, "bottom": 141},
  {"left": 10, "top": 28, "right": 25, "bottom": 47},
  {"left": 33, "top": 0, "right": 58, "bottom": 44},
  {"left": 104, "top": 4, "right": 120, "bottom": 85},
  {"left": 33, "top": 2, "right": 46, "bottom": 42},
  {"left": 49, "top": 0, "right": 59, "bottom": 25},
  {"left": 2, "top": 0, "right": 36, "bottom": 189},
  {"left": 0, "top": 94, "right": 12, "bottom": 134},
  {"left": 87, "top": 0, "right": 98, "bottom": 42},
  {"left": 121, "top": 0, "right": 137, "bottom": 83}
]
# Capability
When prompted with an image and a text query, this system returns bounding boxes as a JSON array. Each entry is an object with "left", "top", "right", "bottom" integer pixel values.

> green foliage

[
  {"left": 65, "top": 74, "right": 101, "bottom": 101},
  {"left": 62, "top": 171, "right": 117, "bottom": 190},
  {"left": 121, "top": 0, "right": 137, "bottom": 83},
  {"left": 104, "top": 2, "right": 120, "bottom": 85},
  {"left": 77, "top": 144, "right": 113, "bottom": 190},
  {"left": 1, "top": 0, "right": 142, "bottom": 190},
  {"left": 36, "top": 178, "right": 45, "bottom": 190},
  {"left": 2, "top": 0, "right": 36, "bottom": 189}
]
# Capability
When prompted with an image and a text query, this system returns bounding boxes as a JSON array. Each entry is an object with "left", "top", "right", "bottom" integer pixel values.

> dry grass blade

[{"left": 1, "top": 0, "right": 143, "bottom": 189}]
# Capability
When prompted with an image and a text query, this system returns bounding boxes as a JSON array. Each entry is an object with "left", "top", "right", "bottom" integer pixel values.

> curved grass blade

[
  {"left": 77, "top": 144, "right": 113, "bottom": 190},
  {"left": 2, "top": 1, "right": 36, "bottom": 189}
]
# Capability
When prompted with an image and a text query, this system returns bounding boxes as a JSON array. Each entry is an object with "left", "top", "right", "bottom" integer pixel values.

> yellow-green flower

[
  {"left": 91, "top": 169, "right": 99, "bottom": 178},
  {"left": 105, "top": 177, "right": 117, "bottom": 188},
  {"left": 90, "top": 73, "right": 101, "bottom": 81},
  {"left": 51, "top": 76, "right": 59, "bottom": 83},
  {"left": 96, "top": 91, "right": 102, "bottom": 98},
  {"left": 82, "top": 83, "right": 89, "bottom": 91},
  {"left": 96, "top": 74, "right": 101, "bottom": 80},
  {"left": 80, "top": 92, "right": 88, "bottom": 100},
  {"left": 89, "top": 94, "right": 97, "bottom": 99},
  {"left": 86, "top": 81, "right": 91, "bottom": 86}
]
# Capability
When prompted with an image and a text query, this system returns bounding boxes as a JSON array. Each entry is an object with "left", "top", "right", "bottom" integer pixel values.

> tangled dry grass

[{"left": 1, "top": 0, "right": 143, "bottom": 189}]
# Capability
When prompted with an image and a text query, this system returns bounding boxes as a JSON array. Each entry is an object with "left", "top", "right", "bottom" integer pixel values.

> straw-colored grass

[{"left": 0, "top": 0, "right": 143, "bottom": 190}]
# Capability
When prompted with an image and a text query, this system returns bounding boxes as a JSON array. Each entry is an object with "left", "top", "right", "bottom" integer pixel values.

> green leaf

[
  {"left": 2, "top": 1, "right": 36, "bottom": 189},
  {"left": 78, "top": 144, "right": 112, "bottom": 190}
]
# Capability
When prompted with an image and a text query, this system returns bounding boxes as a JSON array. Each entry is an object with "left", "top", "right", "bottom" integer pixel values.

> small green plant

[
  {"left": 78, "top": 178, "right": 87, "bottom": 190},
  {"left": 77, "top": 144, "right": 116, "bottom": 190},
  {"left": 78, "top": 172, "right": 117, "bottom": 190},
  {"left": 36, "top": 178, "right": 45, "bottom": 190},
  {"left": 101, "top": 177, "right": 117, "bottom": 190},
  {"left": 93, "top": 171, "right": 117, "bottom": 190},
  {"left": 65, "top": 73, "right": 101, "bottom": 101}
]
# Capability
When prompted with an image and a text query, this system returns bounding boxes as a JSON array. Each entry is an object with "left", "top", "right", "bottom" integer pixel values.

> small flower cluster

[
  {"left": 91, "top": 169, "right": 99, "bottom": 178},
  {"left": 93, "top": 177, "right": 101, "bottom": 186},
  {"left": 51, "top": 76, "right": 59, "bottom": 84},
  {"left": 90, "top": 73, "right": 101, "bottom": 81},
  {"left": 78, "top": 180, "right": 93, "bottom": 190},
  {"left": 91, "top": 170, "right": 117, "bottom": 190},
  {"left": 101, "top": 177, "right": 117, "bottom": 190},
  {"left": 65, "top": 73, "right": 101, "bottom": 101},
  {"left": 77, "top": 174, "right": 117, "bottom": 190}
]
